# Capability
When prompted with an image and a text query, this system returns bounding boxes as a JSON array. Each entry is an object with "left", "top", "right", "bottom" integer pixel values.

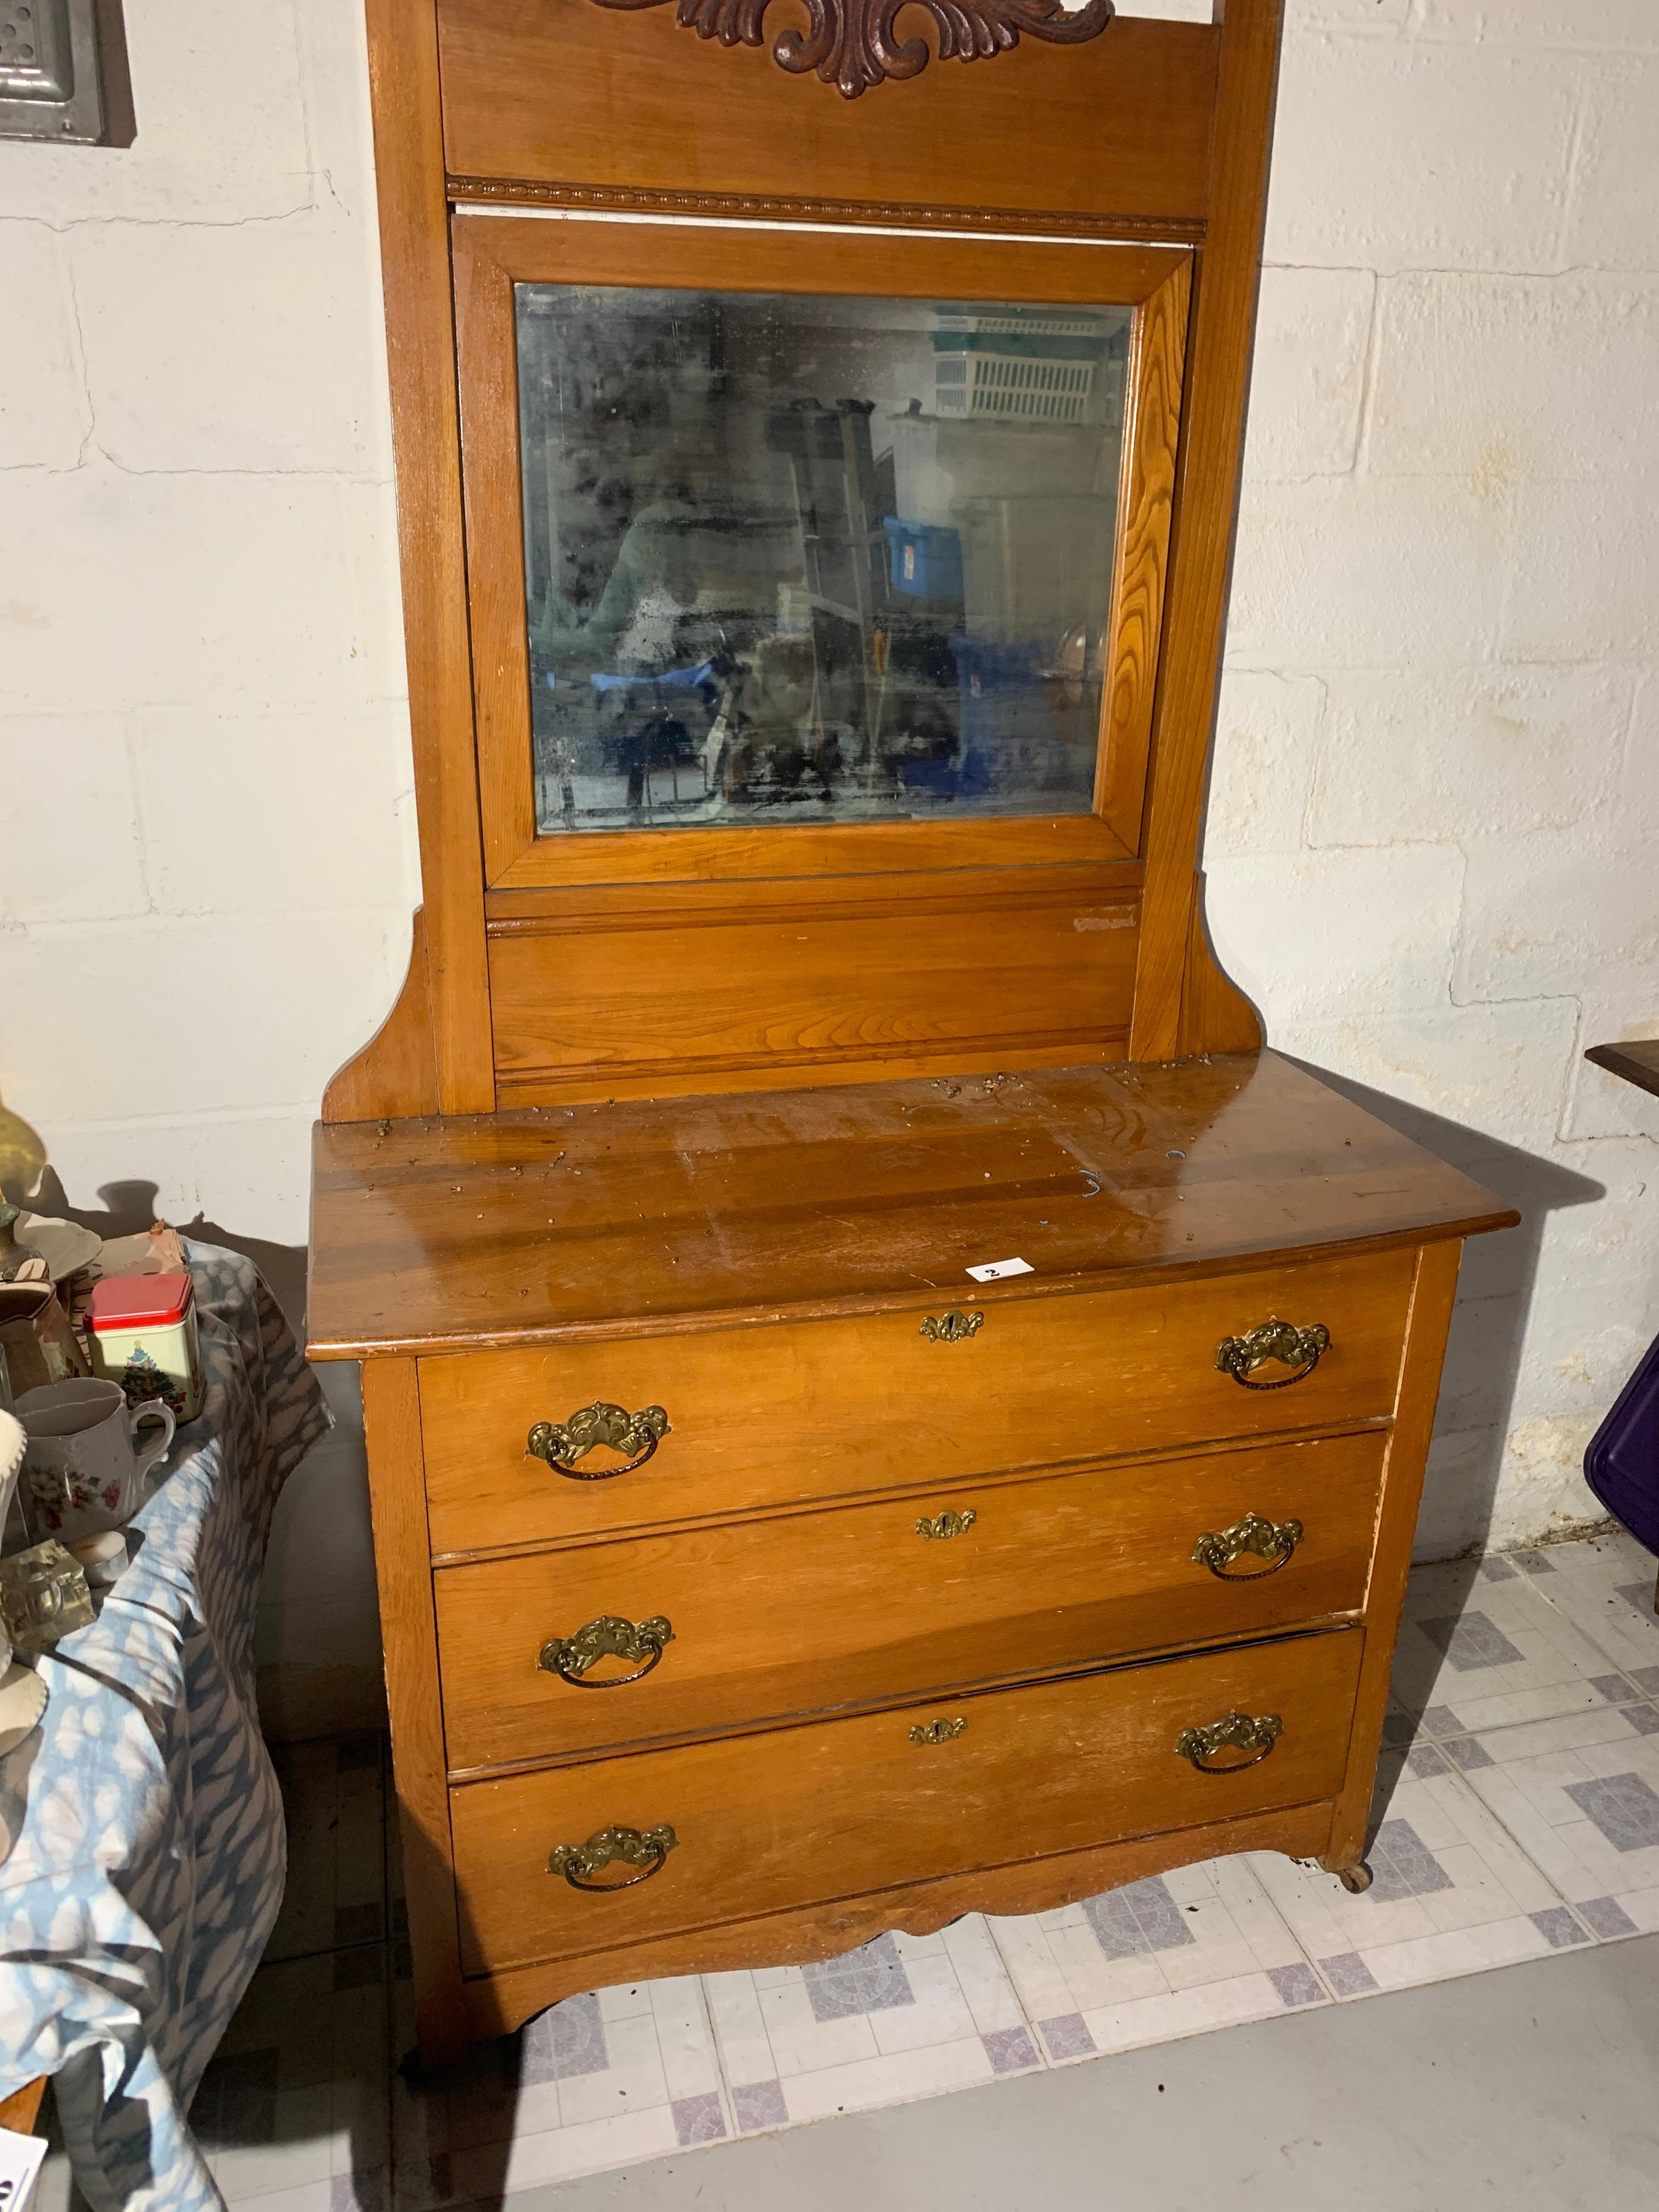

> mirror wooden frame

[
  {"left": 327, "top": 0, "right": 1283, "bottom": 1121},
  {"left": 454, "top": 213, "right": 1190, "bottom": 889}
]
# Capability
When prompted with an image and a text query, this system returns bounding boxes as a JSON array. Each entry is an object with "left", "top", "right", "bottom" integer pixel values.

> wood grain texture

[
  {"left": 306, "top": 1050, "right": 1519, "bottom": 1362},
  {"left": 321, "top": 908, "right": 441, "bottom": 1124},
  {"left": 0, "top": 2077, "right": 46, "bottom": 2136},
  {"left": 363, "top": 0, "right": 494, "bottom": 1113},
  {"left": 1178, "top": 870, "right": 1263, "bottom": 1056},
  {"left": 1131, "top": 0, "right": 1284, "bottom": 1058},
  {"left": 448, "top": 172, "right": 1205, "bottom": 244},
  {"left": 436, "top": 3, "right": 1220, "bottom": 226},
  {"left": 450, "top": 1627, "right": 1363, "bottom": 1975},
  {"left": 459, "top": 1793, "right": 1335, "bottom": 2039},
  {"left": 1324, "top": 1238, "right": 1463, "bottom": 1877},
  {"left": 1097, "top": 257, "right": 1191, "bottom": 853},
  {"left": 486, "top": 870, "right": 1139, "bottom": 1100},
  {"left": 435, "top": 1429, "right": 1386, "bottom": 1773},
  {"left": 1584, "top": 1039, "right": 1659, "bottom": 1102},
  {"left": 479, "top": 816, "right": 1136, "bottom": 893},
  {"left": 417, "top": 1247, "right": 1412, "bottom": 1557},
  {"left": 358, "top": 1359, "right": 467, "bottom": 2066}
]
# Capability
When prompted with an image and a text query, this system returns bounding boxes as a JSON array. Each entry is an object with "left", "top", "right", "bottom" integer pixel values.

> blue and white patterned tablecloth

[{"left": 0, "top": 1242, "right": 330, "bottom": 2211}]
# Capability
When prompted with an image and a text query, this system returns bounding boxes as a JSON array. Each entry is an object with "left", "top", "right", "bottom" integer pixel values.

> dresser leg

[{"left": 1334, "top": 1859, "right": 1374, "bottom": 1895}]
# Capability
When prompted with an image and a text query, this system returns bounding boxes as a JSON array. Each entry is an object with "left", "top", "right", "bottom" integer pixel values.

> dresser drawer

[
  {"left": 419, "top": 1248, "right": 1414, "bottom": 1556},
  {"left": 435, "top": 1429, "right": 1386, "bottom": 1771},
  {"left": 450, "top": 1626, "right": 1363, "bottom": 1974}
]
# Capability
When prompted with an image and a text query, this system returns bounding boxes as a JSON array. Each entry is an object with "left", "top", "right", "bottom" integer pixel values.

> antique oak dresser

[{"left": 307, "top": 0, "right": 1516, "bottom": 2064}]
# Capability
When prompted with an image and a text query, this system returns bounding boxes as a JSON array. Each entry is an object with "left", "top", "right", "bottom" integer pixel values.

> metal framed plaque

[{"left": 0, "top": 0, "right": 105, "bottom": 144}]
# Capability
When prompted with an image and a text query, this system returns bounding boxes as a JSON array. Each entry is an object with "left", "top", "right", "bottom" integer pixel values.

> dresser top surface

[{"left": 306, "top": 1050, "right": 1516, "bottom": 1359}]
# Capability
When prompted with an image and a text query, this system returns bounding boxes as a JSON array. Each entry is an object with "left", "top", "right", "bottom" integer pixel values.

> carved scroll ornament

[{"left": 590, "top": 0, "right": 1116, "bottom": 100}]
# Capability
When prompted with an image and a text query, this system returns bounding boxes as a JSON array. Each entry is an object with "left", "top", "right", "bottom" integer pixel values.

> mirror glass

[{"left": 516, "top": 284, "right": 1132, "bottom": 836}]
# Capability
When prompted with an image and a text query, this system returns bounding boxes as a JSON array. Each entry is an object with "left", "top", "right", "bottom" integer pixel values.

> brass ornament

[
  {"left": 919, "top": 1310, "right": 984, "bottom": 1343},
  {"left": 1175, "top": 1709, "right": 1284, "bottom": 1774},
  {"left": 526, "top": 1401, "right": 670, "bottom": 1479},
  {"left": 539, "top": 1613, "right": 675, "bottom": 1687},
  {"left": 916, "top": 1509, "right": 977, "bottom": 1541},
  {"left": 1190, "top": 1512, "right": 1304, "bottom": 1581},
  {"left": 909, "top": 1716, "right": 968, "bottom": 1745},
  {"left": 1214, "top": 1320, "right": 1330, "bottom": 1391},
  {"left": 588, "top": 0, "right": 1116, "bottom": 102},
  {"left": 548, "top": 1823, "right": 679, "bottom": 1890}
]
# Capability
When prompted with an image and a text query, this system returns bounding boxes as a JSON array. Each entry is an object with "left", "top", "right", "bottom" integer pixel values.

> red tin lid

[{"left": 87, "top": 1271, "right": 195, "bottom": 1332}]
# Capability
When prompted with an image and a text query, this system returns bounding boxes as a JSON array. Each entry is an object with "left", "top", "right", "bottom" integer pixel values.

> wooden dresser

[{"left": 308, "top": 0, "right": 1516, "bottom": 2063}]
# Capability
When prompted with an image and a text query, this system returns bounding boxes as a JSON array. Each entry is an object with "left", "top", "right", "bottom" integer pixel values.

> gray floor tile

[{"left": 1082, "top": 1876, "right": 1194, "bottom": 1959}]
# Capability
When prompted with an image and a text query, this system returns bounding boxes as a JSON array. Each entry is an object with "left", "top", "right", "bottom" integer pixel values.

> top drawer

[{"left": 418, "top": 1246, "right": 1415, "bottom": 1557}]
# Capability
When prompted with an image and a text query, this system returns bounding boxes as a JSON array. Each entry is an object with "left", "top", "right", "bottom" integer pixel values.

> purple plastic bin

[{"left": 1585, "top": 1329, "right": 1659, "bottom": 1556}]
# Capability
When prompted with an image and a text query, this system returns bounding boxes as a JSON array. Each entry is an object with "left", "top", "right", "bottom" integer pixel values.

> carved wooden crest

[{"left": 589, "top": 0, "right": 1116, "bottom": 100}]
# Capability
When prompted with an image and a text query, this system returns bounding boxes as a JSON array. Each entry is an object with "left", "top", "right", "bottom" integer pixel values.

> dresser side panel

[
  {"left": 360, "top": 1356, "right": 469, "bottom": 2063},
  {"left": 1324, "top": 1237, "right": 1464, "bottom": 1876}
]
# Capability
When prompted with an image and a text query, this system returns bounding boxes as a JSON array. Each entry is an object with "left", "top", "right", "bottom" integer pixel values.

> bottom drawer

[{"left": 450, "top": 1627, "right": 1363, "bottom": 1976}]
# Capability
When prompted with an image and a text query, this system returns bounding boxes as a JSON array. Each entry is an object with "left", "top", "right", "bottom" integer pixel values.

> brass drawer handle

[
  {"left": 527, "top": 1401, "right": 669, "bottom": 1479},
  {"left": 1176, "top": 1709, "right": 1283, "bottom": 1774},
  {"left": 539, "top": 1613, "right": 674, "bottom": 1688},
  {"left": 1192, "top": 1512, "right": 1304, "bottom": 1581},
  {"left": 916, "top": 1509, "right": 977, "bottom": 1541},
  {"left": 1215, "top": 1321, "right": 1330, "bottom": 1390},
  {"left": 548, "top": 1823, "right": 678, "bottom": 1891},
  {"left": 920, "top": 1310, "right": 984, "bottom": 1343},
  {"left": 910, "top": 1717, "right": 967, "bottom": 1745}
]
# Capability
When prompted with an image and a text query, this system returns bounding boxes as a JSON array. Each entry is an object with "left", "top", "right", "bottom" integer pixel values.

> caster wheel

[{"left": 1336, "top": 1860, "right": 1374, "bottom": 1895}]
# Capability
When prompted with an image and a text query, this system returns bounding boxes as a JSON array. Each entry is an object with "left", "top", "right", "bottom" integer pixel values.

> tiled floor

[{"left": 33, "top": 1527, "right": 1659, "bottom": 2211}]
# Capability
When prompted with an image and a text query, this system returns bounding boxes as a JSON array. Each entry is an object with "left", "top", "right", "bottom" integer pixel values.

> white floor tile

[
  {"left": 778, "top": 2036, "right": 994, "bottom": 2124},
  {"left": 1082, "top": 1970, "right": 1291, "bottom": 2057}
]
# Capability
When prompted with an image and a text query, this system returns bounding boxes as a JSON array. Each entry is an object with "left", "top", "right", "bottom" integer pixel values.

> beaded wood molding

[
  {"left": 445, "top": 175, "right": 1203, "bottom": 246},
  {"left": 588, "top": 0, "right": 1116, "bottom": 99}
]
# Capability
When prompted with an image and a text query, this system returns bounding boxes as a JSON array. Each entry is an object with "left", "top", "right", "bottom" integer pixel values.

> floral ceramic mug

[{"left": 16, "top": 1378, "right": 175, "bottom": 1547}]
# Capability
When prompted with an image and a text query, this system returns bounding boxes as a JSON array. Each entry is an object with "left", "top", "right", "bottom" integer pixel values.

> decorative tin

[{"left": 86, "top": 1271, "right": 204, "bottom": 1424}]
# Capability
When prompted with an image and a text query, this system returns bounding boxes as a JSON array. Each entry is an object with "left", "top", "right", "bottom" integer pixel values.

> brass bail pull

[
  {"left": 1176, "top": 1710, "right": 1283, "bottom": 1774},
  {"left": 1214, "top": 1321, "right": 1330, "bottom": 1390},
  {"left": 1191, "top": 1513, "right": 1304, "bottom": 1581},
  {"left": 548, "top": 1824, "right": 678, "bottom": 1891},
  {"left": 527, "top": 1401, "right": 670, "bottom": 1480},
  {"left": 539, "top": 1614, "right": 675, "bottom": 1688}
]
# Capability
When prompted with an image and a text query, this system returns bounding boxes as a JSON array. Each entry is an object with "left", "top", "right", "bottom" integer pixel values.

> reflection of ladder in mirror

[{"left": 766, "top": 400, "right": 889, "bottom": 782}]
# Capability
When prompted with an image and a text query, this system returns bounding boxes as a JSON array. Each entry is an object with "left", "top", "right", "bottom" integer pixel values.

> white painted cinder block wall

[{"left": 2, "top": 0, "right": 1655, "bottom": 1737}]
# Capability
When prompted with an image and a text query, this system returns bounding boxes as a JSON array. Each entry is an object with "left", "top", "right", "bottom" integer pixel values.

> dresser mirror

[
  {"left": 454, "top": 217, "right": 1189, "bottom": 888},
  {"left": 518, "top": 283, "right": 1131, "bottom": 838}
]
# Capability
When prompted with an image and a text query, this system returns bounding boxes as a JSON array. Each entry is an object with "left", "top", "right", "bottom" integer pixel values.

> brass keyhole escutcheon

[
  {"left": 920, "top": 1310, "right": 984, "bottom": 1344},
  {"left": 916, "top": 1509, "right": 977, "bottom": 1541},
  {"left": 909, "top": 1716, "right": 967, "bottom": 1746}
]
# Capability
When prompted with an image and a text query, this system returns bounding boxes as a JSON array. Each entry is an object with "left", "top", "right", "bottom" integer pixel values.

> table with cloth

[{"left": 0, "top": 1241, "right": 330, "bottom": 2211}]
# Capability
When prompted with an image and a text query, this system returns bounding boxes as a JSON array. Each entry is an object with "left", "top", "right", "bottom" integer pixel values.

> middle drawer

[{"left": 434, "top": 1427, "right": 1386, "bottom": 1773}]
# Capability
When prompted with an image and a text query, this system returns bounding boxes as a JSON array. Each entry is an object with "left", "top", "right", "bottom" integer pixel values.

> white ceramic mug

[{"left": 16, "top": 1378, "right": 175, "bottom": 1547}]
